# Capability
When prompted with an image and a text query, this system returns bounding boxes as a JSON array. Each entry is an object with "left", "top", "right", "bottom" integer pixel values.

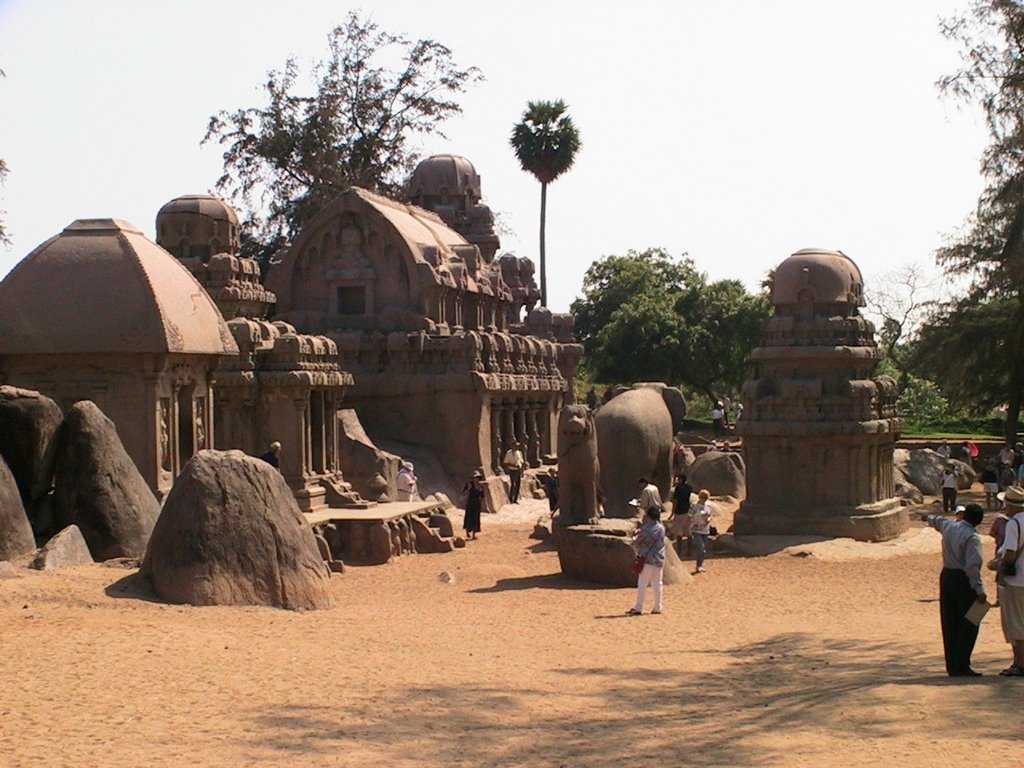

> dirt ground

[{"left": 1, "top": 499, "right": 1020, "bottom": 768}]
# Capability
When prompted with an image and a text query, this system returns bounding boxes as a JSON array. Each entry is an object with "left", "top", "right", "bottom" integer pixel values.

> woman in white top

[
  {"left": 688, "top": 489, "right": 715, "bottom": 573},
  {"left": 396, "top": 461, "right": 417, "bottom": 502}
]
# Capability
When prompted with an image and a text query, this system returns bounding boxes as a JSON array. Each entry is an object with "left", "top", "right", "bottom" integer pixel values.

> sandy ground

[{"left": 2, "top": 499, "right": 1021, "bottom": 768}]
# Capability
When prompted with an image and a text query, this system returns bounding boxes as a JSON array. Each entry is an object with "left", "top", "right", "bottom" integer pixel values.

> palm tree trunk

[{"left": 539, "top": 181, "right": 547, "bottom": 307}]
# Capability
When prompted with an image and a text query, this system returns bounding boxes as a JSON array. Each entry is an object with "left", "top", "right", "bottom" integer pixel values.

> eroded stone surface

[
  {"left": 688, "top": 451, "right": 746, "bottom": 500},
  {"left": 31, "top": 525, "right": 93, "bottom": 570},
  {"left": 0, "top": 455, "right": 35, "bottom": 561},
  {"left": 142, "top": 450, "right": 332, "bottom": 610},
  {"left": 53, "top": 401, "right": 159, "bottom": 561}
]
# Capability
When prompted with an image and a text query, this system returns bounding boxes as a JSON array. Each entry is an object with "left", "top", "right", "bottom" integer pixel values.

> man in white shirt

[
  {"left": 502, "top": 441, "right": 526, "bottom": 503},
  {"left": 941, "top": 467, "right": 958, "bottom": 514},
  {"left": 710, "top": 404, "right": 725, "bottom": 435},
  {"left": 635, "top": 477, "right": 662, "bottom": 516},
  {"left": 996, "top": 487, "right": 1024, "bottom": 676}
]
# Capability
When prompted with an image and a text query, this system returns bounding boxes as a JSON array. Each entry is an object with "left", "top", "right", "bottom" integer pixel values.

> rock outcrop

[
  {"left": 142, "top": 449, "right": 332, "bottom": 610},
  {"left": 687, "top": 450, "right": 746, "bottom": 499},
  {"left": 555, "top": 519, "right": 690, "bottom": 587},
  {"left": 337, "top": 409, "right": 401, "bottom": 502},
  {"left": 0, "top": 455, "right": 35, "bottom": 561},
  {"left": 893, "top": 449, "right": 975, "bottom": 496},
  {"left": 30, "top": 525, "right": 94, "bottom": 570},
  {"left": 53, "top": 401, "right": 159, "bottom": 560},
  {"left": 0, "top": 386, "right": 63, "bottom": 505}
]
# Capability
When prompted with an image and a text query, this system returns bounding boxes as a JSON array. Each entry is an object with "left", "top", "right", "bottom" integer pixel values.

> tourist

[
  {"left": 994, "top": 487, "right": 1024, "bottom": 676},
  {"left": 672, "top": 474, "right": 693, "bottom": 516},
  {"left": 634, "top": 477, "right": 662, "bottom": 517},
  {"left": 1000, "top": 442, "right": 1015, "bottom": 475},
  {"left": 937, "top": 441, "right": 951, "bottom": 460},
  {"left": 396, "top": 461, "right": 417, "bottom": 502},
  {"left": 982, "top": 461, "right": 1000, "bottom": 510},
  {"left": 627, "top": 506, "right": 667, "bottom": 616},
  {"left": 959, "top": 441, "right": 973, "bottom": 468},
  {"left": 924, "top": 504, "right": 987, "bottom": 677},
  {"left": 711, "top": 401, "right": 725, "bottom": 435},
  {"left": 689, "top": 489, "right": 715, "bottom": 573},
  {"left": 463, "top": 469, "right": 485, "bottom": 540},
  {"left": 734, "top": 401, "right": 744, "bottom": 423},
  {"left": 941, "top": 466, "right": 958, "bottom": 515},
  {"left": 991, "top": 510, "right": 1010, "bottom": 551},
  {"left": 1002, "top": 462, "right": 1017, "bottom": 494},
  {"left": 1015, "top": 442, "right": 1024, "bottom": 484},
  {"left": 502, "top": 441, "right": 526, "bottom": 503},
  {"left": 537, "top": 471, "right": 559, "bottom": 513},
  {"left": 259, "top": 441, "right": 282, "bottom": 469}
]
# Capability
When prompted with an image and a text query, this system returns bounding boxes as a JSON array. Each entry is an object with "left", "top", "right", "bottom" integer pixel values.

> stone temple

[
  {"left": 0, "top": 154, "right": 580, "bottom": 511},
  {"left": 733, "top": 248, "right": 906, "bottom": 541}
]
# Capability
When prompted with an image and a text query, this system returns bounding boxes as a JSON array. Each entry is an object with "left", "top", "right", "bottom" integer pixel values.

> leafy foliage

[
  {"left": 509, "top": 100, "right": 582, "bottom": 185},
  {"left": 930, "top": 1, "right": 1024, "bottom": 437},
  {"left": 204, "top": 12, "right": 481, "bottom": 263},
  {"left": 571, "top": 248, "right": 770, "bottom": 399},
  {"left": 510, "top": 99, "right": 581, "bottom": 306}
]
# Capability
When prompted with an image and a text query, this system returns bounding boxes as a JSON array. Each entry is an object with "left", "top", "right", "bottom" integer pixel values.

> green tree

[
  {"left": 935, "top": 1, "right": 1024, "bottom": 438},
  {"left": 510, "top": 100, "right": 581, "bottom": 306},
  {"left": 571, "top": 249, "right": 770, "bottom": 401},
  {"left": 204, "top": 12, "right": 481, "bottom": 264}
]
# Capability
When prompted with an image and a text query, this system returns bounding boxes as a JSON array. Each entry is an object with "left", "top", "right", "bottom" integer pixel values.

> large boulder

[
  {"left": 0, "top": 386, "right": 63, "bottom": 505},
  {"left": 893, "top": 449, "right": 975, "bottom": 495},
  {"left": 30, "top": 525, "right": 94, "bottom": 570},
  {"left": 687, "top": 450, "right": 746, "bottom": 499},
  {"left": 142, "top": 450, "right": 332, "bottom": 610},
  {"left": 0, "top": 455, "right": 35, "bottom": 561},
  {"left": 337, "top": 409, "right": 401, "bottom": 502},
  {"left": 555, "top": 519, "right": 690, "bottom": 587},
  {"left": 53, "top": 401, "right": 159, "bottom": 560}
]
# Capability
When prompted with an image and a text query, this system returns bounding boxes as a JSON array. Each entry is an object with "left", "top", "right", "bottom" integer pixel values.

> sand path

[{"left": 0, "top": 510, "right": 1018, "bottom": 767}]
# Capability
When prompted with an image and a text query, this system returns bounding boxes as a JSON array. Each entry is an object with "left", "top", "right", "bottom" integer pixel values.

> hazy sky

[{"left": 0, "top": 0, "right": 988, "bottom": 311}]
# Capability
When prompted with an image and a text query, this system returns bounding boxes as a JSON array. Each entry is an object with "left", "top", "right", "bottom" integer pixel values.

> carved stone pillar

[
  {"left": 526, "top": 405, "right": 541, "bottom": 468},
  {"left": 490, "top": 401, "right": 503, "bottom": 473},
  {"left": 502, "top": 405, "right": 515, "bottom": 459},
  {"left": 515, "top": 403, "right": 527, "bottom": 448}
]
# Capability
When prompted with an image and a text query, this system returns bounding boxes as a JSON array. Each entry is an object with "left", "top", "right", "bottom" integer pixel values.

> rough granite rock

[
  {"left": 481, "top": 475, "right": 509, "bottom": 515},
  {"left": 893, "top": 449, "right": 975, "bottom": 496},
  {"left": 427, "top": 512, "right": 455, "bottom": 538},
  {"left": 687, "top": 450, "right": 747, "bottom": 499},
  {"left": 0, "top": 386, "right": 63, "bottom": 504},
  {"left": 31, "top": 525, "right": 94, "bottom": 570},
  {"left": 411, "top": 516, "right": 455, "bottom": 553},
  {"left": 53, "top": 401, "right": 159, "bottom": 560},
  {"left": 0, "top": 455, "right": 36, "bottom": 561},
  {"left": 894, "top": 468, "right": 925, "bottom": 505},
  {"left": 142, "top": 449, "right": 332, "bottom": 610}
]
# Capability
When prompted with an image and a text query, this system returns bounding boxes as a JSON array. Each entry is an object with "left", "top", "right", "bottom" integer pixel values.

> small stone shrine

[
  {"left": 0, "top": 219, "right": 237, "bottom": 498},
  {"left": 734, "top": 248, "right": 905, "bottom": 541}
]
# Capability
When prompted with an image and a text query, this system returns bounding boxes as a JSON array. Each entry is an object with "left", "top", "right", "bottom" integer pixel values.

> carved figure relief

[{"left": 159, "top": 398, "right": 172, "bottom": 471}]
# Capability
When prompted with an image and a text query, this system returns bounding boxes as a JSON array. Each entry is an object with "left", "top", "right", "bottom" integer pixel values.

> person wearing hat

[
  {"left": 462, "top": 469, "right": 486, "bottom": 540},
  {"left": 924, "top": 503, "right": 988, "bottom": 677},
  {"left": 634, "top": 477, "right": 663, "bottom": 517},
  {"left": 995, "top": 486, "right": 1024, "bottom": 676},
  {"left": 259, "top": 441, "right": 282, "bottom": 470},
  {"left": 502, "top": 441, "right": 526, "bottom": 504},
  {"left": 396, "top": 461, "right": 418, "bottom": 502},
  {"left": 627, "top": 505, "right": 667, "bottom": 616}
]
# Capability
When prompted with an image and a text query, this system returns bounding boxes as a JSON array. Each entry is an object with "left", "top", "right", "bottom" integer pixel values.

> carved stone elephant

[
  {"left": 596, "top": 386, "right": 683, "bottom": 518},
  {"left": 556, "top": 405, "right": 600, "bottom": 525}
]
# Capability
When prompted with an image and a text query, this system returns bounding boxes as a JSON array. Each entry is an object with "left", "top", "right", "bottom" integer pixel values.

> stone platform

[
  {"left": 733, "top": 499, "right": 907, "bottom": 543},
  {"left": 304, "top": 500, "right": 460, "bottom": 565},
  {"left": 554, "top": 519, "right": 691, "bottom": 587}
]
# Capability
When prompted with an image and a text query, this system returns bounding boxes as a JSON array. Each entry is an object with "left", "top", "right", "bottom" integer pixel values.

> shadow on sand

[{"left": 235, "top": 632, "right": 1019, "bottom": 766}]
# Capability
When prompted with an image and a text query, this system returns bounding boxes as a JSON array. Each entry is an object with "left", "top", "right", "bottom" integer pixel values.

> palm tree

[{"left": 510, "top": 100, "right": 581, "bottom": 307}]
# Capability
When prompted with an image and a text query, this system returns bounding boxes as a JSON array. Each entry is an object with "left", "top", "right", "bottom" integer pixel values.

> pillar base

[{"left": 733, "top": 497, "right": 907, "bottom": 542}]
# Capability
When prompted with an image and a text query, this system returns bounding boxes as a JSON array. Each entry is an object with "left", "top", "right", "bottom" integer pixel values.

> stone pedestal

[{"left": 554, "top": 519, "right": 691, "bottom": 587}]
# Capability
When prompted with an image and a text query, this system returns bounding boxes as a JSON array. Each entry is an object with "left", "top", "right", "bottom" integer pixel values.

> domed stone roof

[
  {"left": 408, "top": 154, "right": 481, "bottom": 201},
  {"left": 772, "top": 248, "right": 864, "bottom": 307},
  {"left": 0, "top": 219, "right": 238, "bottom": 355},
  {"left": 156, "top": 194, "right": 239, "bottom": 225}
]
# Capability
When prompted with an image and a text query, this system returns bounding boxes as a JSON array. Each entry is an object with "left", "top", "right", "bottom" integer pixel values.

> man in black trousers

[{"left": 924, "top": 504, "right": 988, "bottom": 677}]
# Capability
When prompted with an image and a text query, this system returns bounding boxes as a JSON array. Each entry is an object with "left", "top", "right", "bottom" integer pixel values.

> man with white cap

[{"left": 396, "top": 461, "right": 417, "bottom": 502}]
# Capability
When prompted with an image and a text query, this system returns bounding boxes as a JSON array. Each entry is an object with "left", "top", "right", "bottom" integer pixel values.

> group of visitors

[
  {"left": 711, "top": 399, "right": 742, "bottom": 436},
  {"left": 628, "top": 474, "right": 716, "bottom": 616},
  {"left": 926, "top": 484, "right": 1024, "bottom": 677}
]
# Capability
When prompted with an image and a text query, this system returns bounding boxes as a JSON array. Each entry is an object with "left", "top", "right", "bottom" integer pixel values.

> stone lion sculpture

[{"left": 556, "top": 405, "right": 600, "bottom": 525}]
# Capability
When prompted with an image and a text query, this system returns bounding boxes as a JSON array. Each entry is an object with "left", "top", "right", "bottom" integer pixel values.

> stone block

[{"left": 31, "top": 525, "right": 93, "bottom": 570}]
